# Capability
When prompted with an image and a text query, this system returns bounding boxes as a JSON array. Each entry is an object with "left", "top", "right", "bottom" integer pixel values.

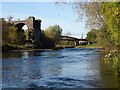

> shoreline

[
  {"left": 11, "top": 49, "right": 54, "bottom": 52},
  {"left": 2, "top": 44, "right": 104, "bottom": 52},
  {"left": 2, "top": 46, "right": 65, "bottom": 52},
  {"left": 3, "top": 47, "right": 104, "bottom": 53}
]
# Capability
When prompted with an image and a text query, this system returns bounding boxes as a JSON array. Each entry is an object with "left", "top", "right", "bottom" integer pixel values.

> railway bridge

[{"left": 61, "top": 36, "right": 88, "bottom": 46}]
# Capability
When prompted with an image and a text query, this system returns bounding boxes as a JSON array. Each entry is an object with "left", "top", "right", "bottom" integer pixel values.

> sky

[{"left": 1, "top": 2, "right": 89, "bottom": 38}]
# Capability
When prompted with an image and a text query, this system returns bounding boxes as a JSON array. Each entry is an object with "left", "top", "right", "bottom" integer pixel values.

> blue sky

[{"left": 2, "top": 2, "right": 88, "bottom": 38}]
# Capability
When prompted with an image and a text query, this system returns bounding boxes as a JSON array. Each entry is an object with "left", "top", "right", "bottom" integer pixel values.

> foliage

[
  {"left": 104, "top": 50, "right": 120, "bottom": 71},
  {"left": 39, "top": 25, "right": 63, "bottom": 48},
  {"left": 24, "top": 29, "right": 29, "bottom": 41},
  {"left": 17, "top": 30, "right": 25, "bottom": 45},
  {"left": 40, "top": 30, "right": 55, "bottom": 48},
  {"left": 86, "top": 29, "right": 98, "bottom": 43},
  {"left": 101, "top": 2, "right": 120, "bottom": 73},
  {"left": 101, "top": 2, "right": 120, "bottom": 46},
  {"left": 2, "top": 20, "right": 25, "bottom": 45},
  {"left": 57, "top": 40, "right": 76, "bottom": 48},
  {"left": 2, "top": 21, "right": 17, "bottom": 44},
  {"left": 70, "top": 2, "right": 120, "bottom": 48},
  {"left": 44, "top": 25, "right": 62, "bottom": 43},
  {"left": 59, "top": 2, "right": 120, "bottom": 48}
]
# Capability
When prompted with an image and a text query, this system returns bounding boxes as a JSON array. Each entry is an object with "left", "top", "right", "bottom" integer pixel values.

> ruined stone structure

[{"left": 8, "top": 16, "right": 42, "bottom": 42}]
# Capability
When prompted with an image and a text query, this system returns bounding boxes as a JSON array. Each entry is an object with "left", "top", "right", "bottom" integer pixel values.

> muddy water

[{"left": 2, "top": 48, "right": 120, "bottom": 88}]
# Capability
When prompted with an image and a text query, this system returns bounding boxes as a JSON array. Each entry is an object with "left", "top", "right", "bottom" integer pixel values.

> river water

[{"left": 2, "top": 48, "right": 120, "bottom": 89}]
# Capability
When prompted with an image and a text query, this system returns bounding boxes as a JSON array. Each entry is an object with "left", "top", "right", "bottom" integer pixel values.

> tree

[
  {"left": 17, "top": 30, "right": 25, "bottom": 45},
  {"left": 40, "top": 30, "right": 55, "bottom": 48},
  {"left": 44, "top": 25, "right": 62, "bottom": 43},
  {"left": 56, "top": 2, "right": 103, "bottom": 29},
  {"left": 73, "top": 2, "right": 103, "bottom": 28},
  {"left": 2, "top": 21, "right": 18, "bottom": 45},
  {"left": 95, "top": 24, "right": 117, "bottom": 51},
  {"left": 2, "top": 20, "right": 25, "bottom": 45},
  {"left": 86, "top": 29, "right": 98, "bottom": 43},
  {"left": 24, "top": 29, "right": 29, "bottom": 41},
  {"left": 101, "top": 2, "right": 120, "bottom": 46}
]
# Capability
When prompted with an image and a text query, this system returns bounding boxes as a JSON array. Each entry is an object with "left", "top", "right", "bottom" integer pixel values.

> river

[{"left": 2, "top": 48, "right": 120, "bottom": 89}]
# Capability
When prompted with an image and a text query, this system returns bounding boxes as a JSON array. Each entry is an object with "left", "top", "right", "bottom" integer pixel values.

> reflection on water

[
  {"left": 22, "top": 52, "right": 29, "bottom": 59},
  {"left": 2, "top": 48, "right": 120, "bottom": 88}
]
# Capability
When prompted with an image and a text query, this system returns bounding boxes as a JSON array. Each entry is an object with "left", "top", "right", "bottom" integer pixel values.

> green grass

[{"left": 76, "top": 44, "right": 103, "bottom": 48}]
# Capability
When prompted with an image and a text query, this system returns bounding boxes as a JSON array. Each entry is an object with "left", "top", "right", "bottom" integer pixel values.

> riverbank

[
  {"left": 2, "top": 43, "right": 103, "bottom": 52},
  {"left": 103, "top": 49, "right": 120, "bottom": 74},
  {"left": 76, "top": 44, "right": 103, "bottom": 49},
  {"left": 2, "top": 44, "right": 65, "bottom": 52},
  {"left": 76, "top": 44, "right": 120, "bottom": 75}
]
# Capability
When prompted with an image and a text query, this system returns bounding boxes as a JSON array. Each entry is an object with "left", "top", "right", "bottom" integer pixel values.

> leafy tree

[
  {"left": 44, "top": 25, "right": 62, "bottom": 43},
  {"left": 24, "top": 29, "right": 29, "bottom": 41},
  {"left": 96, "top": 24, "right": 117, "bottom": 52},
  {"left": 40, "top": 30, "right": 55, "bottom": 48},
  {"left": 17, "top": 30, "right": 25, "bottom": 45},
  {"left": 2, "top": 21, "right": 18, "bottom": 44},
  {"left": 2, "top": 20, "right": 25, "bottom": 45},
  {"left": 7, "top": 27, "right": 18, "bottom": 44},
  {"left": 101, "top": 2, "right": 120, "bottom": 47},
  {"left": 86, "top": 29, "right": 98, "bottom": 43}
]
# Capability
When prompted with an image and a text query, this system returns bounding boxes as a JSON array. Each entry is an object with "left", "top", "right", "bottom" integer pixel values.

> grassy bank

[
  {"left": 2, "top": 44, "right": 64, "bottom": 52},
  {"left": 2, "top": 44, "right": 38, "bottom": 52},
  {"left": 76, "top": 44, "right": 103, "bottom": 48}
]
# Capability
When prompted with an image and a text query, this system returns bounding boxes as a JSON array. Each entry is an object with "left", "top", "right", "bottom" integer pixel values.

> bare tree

[{"left": 56, "top": 2, "right": 103, "bottom": 29}]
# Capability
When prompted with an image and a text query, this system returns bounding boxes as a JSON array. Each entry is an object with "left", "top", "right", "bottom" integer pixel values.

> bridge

[
  {"left": 60, "top": 36, "right": 88, "bottom": 46},
  {"left": 7, "top": 16, "right": 42, "bottom": 42}
]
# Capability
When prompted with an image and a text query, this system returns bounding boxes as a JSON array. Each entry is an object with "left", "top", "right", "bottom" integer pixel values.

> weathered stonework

[{"left": 8, "top": 16, "right": 42, "bottom": 42}]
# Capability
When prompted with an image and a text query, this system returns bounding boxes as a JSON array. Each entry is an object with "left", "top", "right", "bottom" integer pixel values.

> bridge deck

[{"left": 60, "top": 36, "right": 88, "bottom": 41}]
